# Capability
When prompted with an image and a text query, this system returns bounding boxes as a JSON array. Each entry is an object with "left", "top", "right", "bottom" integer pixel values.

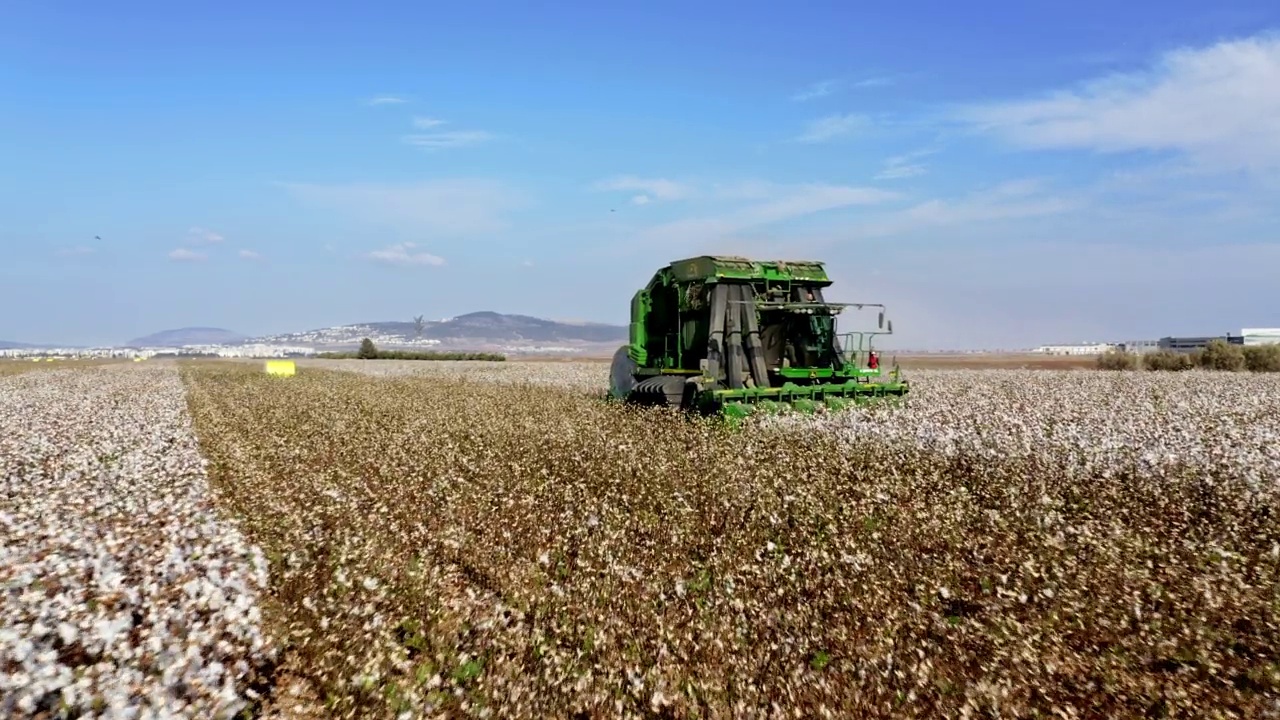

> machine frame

[{"left": 609, "top": 255, "right": 908, "bottom": 418}]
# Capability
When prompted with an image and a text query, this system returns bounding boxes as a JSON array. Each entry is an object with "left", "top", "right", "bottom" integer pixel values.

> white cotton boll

[{"left": 0, "top": 366, "right": 275, "bottom": 718}]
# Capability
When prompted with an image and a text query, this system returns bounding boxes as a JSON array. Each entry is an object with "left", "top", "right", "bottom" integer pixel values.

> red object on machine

[{"left": 868, "top": 351, "right": 879, "bottom": 370}]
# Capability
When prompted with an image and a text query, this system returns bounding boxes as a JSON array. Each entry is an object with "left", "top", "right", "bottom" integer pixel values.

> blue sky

[{"left": 2, "top": 1, "right": 1279, "bottom": 349}]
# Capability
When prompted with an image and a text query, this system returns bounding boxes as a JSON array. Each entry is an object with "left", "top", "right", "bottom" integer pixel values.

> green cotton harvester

[{"left": 609, "top": 255, "right": 909, "bottom": 420}]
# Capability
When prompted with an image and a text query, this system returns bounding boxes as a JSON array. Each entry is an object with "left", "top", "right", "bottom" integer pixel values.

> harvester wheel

[
  {"left": 630, "top": 376, "right": 687, "bottom": 409},
  {"left": 609, "top": 345, "right": 638, "bottom": 400}
]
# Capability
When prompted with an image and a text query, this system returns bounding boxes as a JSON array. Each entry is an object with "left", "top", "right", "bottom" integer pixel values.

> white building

[
  {"left": 1116, "top": 339, "right": 1159, "bottom": 354},
  {"left": 1241, "top": 328, "right": 1280, "bottom": 346}
]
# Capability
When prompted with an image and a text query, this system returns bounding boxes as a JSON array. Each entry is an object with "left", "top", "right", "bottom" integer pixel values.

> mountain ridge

[
  {"left": 109, "top": 312, "right": 627, "bottom": 352},
  {"left": 127, "top": 327, "right": 248, "bottom": 347},
  {"left": 255, "top": 311, "right": 627, "bottom": 348}
]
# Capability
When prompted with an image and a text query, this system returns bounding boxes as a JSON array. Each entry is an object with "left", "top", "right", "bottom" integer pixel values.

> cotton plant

[
  {"left": 0, "top": 365, "right": 276, "bottom": 719},
  {"left": 173, "top": 361, "right": 1280, "bottom": 718}
]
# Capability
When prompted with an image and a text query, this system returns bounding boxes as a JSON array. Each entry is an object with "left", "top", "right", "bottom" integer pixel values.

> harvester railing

[
  {"left": 726, "top": 300, "right": 889, "bottom": 314},
  {"left": 839, "top": 332, "right": 879, "bottom": 366}
]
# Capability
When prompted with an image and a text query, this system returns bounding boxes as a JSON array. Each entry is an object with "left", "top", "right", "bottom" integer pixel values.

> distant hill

[
  {"left": 425, "top": 311, "right": 625, "bottom": 343},
  {"left": 127, "top": 327, "right": 248, "bottom": 347},
  {"left": 253, "top": 311, "right": 627, "bottom": 349},
  {"left": 0, "top": 340, "right": 34, "bottom": 350}
]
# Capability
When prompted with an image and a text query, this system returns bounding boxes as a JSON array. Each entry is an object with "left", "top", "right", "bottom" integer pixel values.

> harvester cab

[{"left": 609, "top": 255, "right": 909, "bottom": 419}]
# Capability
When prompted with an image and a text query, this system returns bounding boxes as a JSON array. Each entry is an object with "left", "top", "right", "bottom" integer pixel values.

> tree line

[{"left": 315, "top": 338, "right": 506, "bottom": 362}]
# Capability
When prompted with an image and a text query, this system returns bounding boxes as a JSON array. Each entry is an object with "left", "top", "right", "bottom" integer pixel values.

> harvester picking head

[{"left": 609, "top": 255, "right": 908, "bottom": 420}]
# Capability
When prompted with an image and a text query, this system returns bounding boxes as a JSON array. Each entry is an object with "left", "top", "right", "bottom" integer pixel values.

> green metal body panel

[
  {"left": 664, "top": 256, "right": 832, "bottom": 285},
  {"left": 614, "top": 255, "right": 908, "bottom": 417}
]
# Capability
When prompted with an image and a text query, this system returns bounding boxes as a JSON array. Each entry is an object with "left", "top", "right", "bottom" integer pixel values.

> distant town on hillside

[{"left": 0, "top": 312, "right": 630, "bottom": 359}]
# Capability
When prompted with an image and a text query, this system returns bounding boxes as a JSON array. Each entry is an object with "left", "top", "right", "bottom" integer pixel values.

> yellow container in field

[{"left": 265, "top": 359, "right": 297, "bottom": 377}]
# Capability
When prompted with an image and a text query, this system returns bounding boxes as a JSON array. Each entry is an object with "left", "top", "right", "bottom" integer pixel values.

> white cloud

[
  {"left": 876, "top": 163, "right": 927, "bottom": 180},
  {"left": 185, "top": 226, "right": 224, "bottom": 246},
  {"left": 744, "top": 183, "right": 900, "bottom": 221},
  {"left": 365, "top": 242, "right": 445, "bottom": 267},
  {"left": 168, "top": 248, "right": 207, "bottom": 262},
  {"left": 881, "top": 193, "right": 1075, "bottom": 230},
  {"left": 849, "top": 179, "right": 1077, "bottom": 239},
  {"left": 875, "top": 148, "right": 937, "bottom": 180},
  {"left": 412, "top": 116, "right": 447, "bottom": 128},
  {"left": 636, "top": 181, "right": 900, "bottom": 250},
  {"left": 852, "top": 76, "right": 895, "bottom": 88},
  {"left": 366, "top": 95, "right": 407, "bottom": 105},
  {"left": 238, "top": 249, "right": 262, "bottom": 260},
  {"left": 402, "top": 130, "right": 494, "bottom": 150},
  {"left": 986, "top": 177, "right": 1048, "bottom": 197},
  {"left": 706, "top": 180, "right": 779, "bottom": 201},
  {"left": 753, "top": 178, "right": 1079, "bottom": 259},
  {"left": 593, "top": 175, "right": 693, "bottom": 201},
  {"left": 279, "top": 179, "right": 526, "bottom": 236},
  {"left": 954, "top": 33, "right": 1280, "bottom": 170},
  {"left": 793, "top": 113, "right": 870, "bottom": 143},
  {"left": 630, "top": 194, "right": 651, "bottom": 206},
  {"left": 791, "top": 79, "right": 839, "bottom": 102},
  {"left": 790, "top": 76, "right": 894, "bottom": 102}
]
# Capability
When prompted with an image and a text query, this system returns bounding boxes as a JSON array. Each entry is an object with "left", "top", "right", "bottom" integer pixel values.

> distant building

[
  {"left": 1032, "top": 343, "right": 1117, "bottom": 355},
  {"left": 1115, "top": 339, "right": 1159, "bottom": 354},
  {"left": 1157, "top": 335, "right": 1240, "bottom": 352},
  {"left": 1155, "top": 329, "right": 1280, "bottom": 352},
  {"left": 1241, "top": 328, "right": 1280, "bottom": 346}
]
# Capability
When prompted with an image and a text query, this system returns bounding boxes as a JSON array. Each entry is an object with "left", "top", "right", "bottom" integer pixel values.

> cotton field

[
  {"left": 0, "top": 365, "right": 275, "bottom": 718},
  {"left": 2, "top": 359, "right": 1278, "bottom": 718}
]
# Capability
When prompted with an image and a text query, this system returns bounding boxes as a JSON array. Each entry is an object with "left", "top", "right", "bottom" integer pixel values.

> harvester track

[{"left": 630, "top": 375, "right": 685, "bottom": 407}]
